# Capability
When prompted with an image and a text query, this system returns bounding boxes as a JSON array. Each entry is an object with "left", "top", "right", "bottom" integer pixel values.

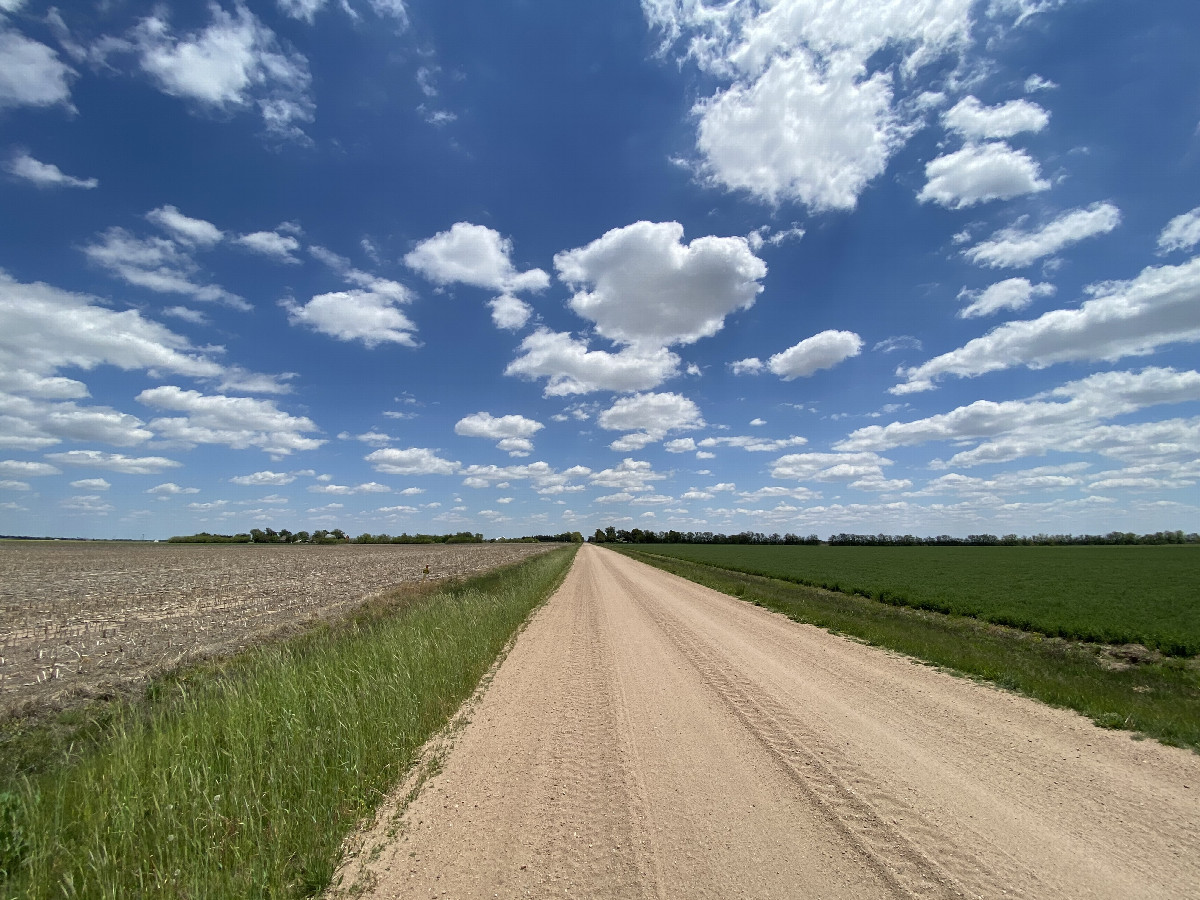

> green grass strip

[
  {"left": 0, "top": 546, "right": 576, "bottom": 899},
  {"left": 616, "top": 547, "right": 1200, "bottom": 753}
]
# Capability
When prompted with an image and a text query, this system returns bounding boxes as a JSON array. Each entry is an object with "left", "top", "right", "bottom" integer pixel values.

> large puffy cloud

[
  {"left": 505, "top": 328, "right": 680, "bottom": 396},
  {"left": 130, "top": 4, "right": 313, "bottom": 139},
  {"left": 694, "top": 51, "right": 899, "bottom": 210},
  {"left": 5, "top": 152, "right": 96, "bottom": 189},
  {"left": 894, "top": 257, "right": 1200, "bottom": 393},
  {"left": 405, "top": 222, "right": 549, "bottom": 293},
  {"left": 283, "top": 283, "right": 417, "bottom": 348},
  {"left": 957, "top": 277, "right": 1055, "bottom": 319},
  {"left": 365, "top": 447, "right": 461, "bottom": 476},
  {"left": 0, "top": 27, "right": 73, "bottom": 109},
  {"left": 645, "top": 0, "right": 981, "bottom": 210},
  {"left": 455, "top": 412, "right": 544, "bottom": 457},
  {"left": 942, "top": 96, "right": 1049, "bottom": 139},
  {"left": 918, "top": 142, "right": 1048, "bottom": 209},
  {"left": 555, "top": 221, "right": 766, "bottom": 347},
  {"left": 964, "top": 202, "right": 1122, "bottom": 269},
  {"left": 137, "top": 386, "right": 324, "bottom": 456}
]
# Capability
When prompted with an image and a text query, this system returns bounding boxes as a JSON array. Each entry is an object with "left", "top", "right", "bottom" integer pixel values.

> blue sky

[{"left": 2, "top": 0, "right": 1199, "bottom": 540}]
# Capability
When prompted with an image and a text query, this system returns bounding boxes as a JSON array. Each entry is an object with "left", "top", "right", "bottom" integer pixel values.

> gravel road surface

[{"left": 337, "top": 544, "right": 1199, "bottom": 899}]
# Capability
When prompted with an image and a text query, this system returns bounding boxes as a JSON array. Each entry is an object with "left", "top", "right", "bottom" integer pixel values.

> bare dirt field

[
  {"left": 0, "top": 540, "right": 555, "bottom": 719},
  {"left": 337, "top": 543, "right": 1200, "bottom": 899}
]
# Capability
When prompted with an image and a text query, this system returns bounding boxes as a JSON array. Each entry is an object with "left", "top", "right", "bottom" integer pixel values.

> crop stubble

[{"left": 0, "top": 541, "right": 555, "bottom": 719}]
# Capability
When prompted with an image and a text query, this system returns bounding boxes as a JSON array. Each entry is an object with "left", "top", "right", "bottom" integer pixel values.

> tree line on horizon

[
  {"left": 167, "top": 528, "right": 585, "bottom": 545},
  {"left": 588, "top": 527, "right": 1199, "bottom": 546}
]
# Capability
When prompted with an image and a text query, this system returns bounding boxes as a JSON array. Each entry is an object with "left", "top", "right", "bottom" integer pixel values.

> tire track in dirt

[{"left": 335, "top": 545, "right": 1200, "bottom": 899}]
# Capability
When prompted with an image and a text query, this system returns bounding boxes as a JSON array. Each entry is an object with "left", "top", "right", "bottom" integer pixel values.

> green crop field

[{"left": 628, "top": 544, "right": 1200, "bottom": 655}]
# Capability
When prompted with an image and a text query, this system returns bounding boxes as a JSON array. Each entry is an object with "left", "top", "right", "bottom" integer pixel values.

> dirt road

[{"left": 337, "top": 544, "right": 1200, "bottom": 899}]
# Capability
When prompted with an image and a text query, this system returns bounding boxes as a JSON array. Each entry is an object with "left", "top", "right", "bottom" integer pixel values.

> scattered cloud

[
  {"left": 770, "top": 451, "right": 894, "bottom": 484},
  {"left": 942, "top": 96, "right": 1049, "bottom": 139},
  {"left": 405, "top": 222, "right": 548, "bottom": 293},
  {"left": 283, "top": 283, "right": 417, "bottom": 348},
  {"left": 137, "top": 386, "right": 325, "bottom": 456},
  {"left": 597, "top": 391, "right": 705, "bottom": 450},
  {"left": 147, "top": 482, "right": 199, "bottom": 496},
  {"left": 1157, "top": 207, "right": 1200, "bottom": 255},
  {"left": 45, "top": 450, "right": 181, "bottom": 474},
  {"left": 895, "top": 257, "right": 1200, "bottom": 392},
  {"left": 230, "top": 470, "right": 295, "bottom": 486},
  {"left": 589, "top": 458, "right": 667, "bottom": 493},
  {"left": 5, "top": 151, "right": 96, "bottom": 188},
  {"left": 0, "top": 27, "right": 73, "bottom": 109},
  {"left": 506, "top": 329, "right": 680, "bottom": 396},
  {"left": 129, "top": 4, "right": 314, "bottom": 140},
  {"left": 455, "top": 412, "right": 544, "bottom": 457},
  {"left": 236, "top": 230, "right": 301, "bottom": 263},
  {"left": 83, "top": 226, "right": 247, "bottom": 308},
  {"left": 964, "top": 202, "right": 1121, "bottom": 268},
  {"left": 365, "top": 447, "right": 461, "bottom": 476},
  {"left": 957, "top": 277, "right": 1055, "bottom": 319},
  {"left": 146, "top": 206, "right": 223, "bottom": 246},
  {"left": 488, "top": 295, "right": 532, "bottom": 331}
]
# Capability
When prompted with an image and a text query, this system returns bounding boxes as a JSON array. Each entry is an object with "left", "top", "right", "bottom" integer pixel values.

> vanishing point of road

[{"left": 337, "top": 544, "right": 1200, "bottom": 899}]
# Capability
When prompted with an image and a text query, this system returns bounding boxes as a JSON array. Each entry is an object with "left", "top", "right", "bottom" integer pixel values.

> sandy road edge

[{"left": 324, "top": 546, "right": 580, "bottom": 899}]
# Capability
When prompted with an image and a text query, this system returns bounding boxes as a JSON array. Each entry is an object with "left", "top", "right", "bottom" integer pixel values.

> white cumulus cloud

[
  {"left": 455, "top": 412, "right": 545, "bottom": 457},
  {"left": 236, "top": 230, "right": 301, "bottom": 263},
  {"left": 555, "top": 221, "right": 766, "bottom": 348},
  {"left": 505, "top": 329, "right": 680, "bottom": 396},
  {"left": 366, "top": 447, "right": 461, "bottom": 476},
  {"left": 130, "top": 4, "right": 313, "bottom": 139},
  {"left": 767, "top": 330, "right": 863, "bottom": 379},
  {"left": 918, "top": 142, "right": 1049, "bottom": 209},
  {"left": 942, "top": 96, "right": 1049, "bottom": 139},
  {"left": 405, "top": 222, "right": 548, "bottom": 293},
  {"left": 283, "top": 285, "right": 417, "bottom": 348}
]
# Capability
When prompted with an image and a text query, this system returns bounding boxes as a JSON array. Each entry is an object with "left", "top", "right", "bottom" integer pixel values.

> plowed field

[{"left": 0, "top": 541, "right": 555, "bottom": 718}]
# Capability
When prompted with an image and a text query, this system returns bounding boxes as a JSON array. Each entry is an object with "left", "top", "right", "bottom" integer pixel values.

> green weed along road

[
  {"left": 631, "top": 544, "right": 1200, "bottom": 654},
  {"left": 0, "top": 546, "right": 576, "bottom": 900}
]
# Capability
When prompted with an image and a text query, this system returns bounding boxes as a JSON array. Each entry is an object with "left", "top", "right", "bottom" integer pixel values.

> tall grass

[
  {"left": 617, "top": 548, "right": 1200, "bottom": 752},
  {"left": 0, "top": 546, "right": 575, "bottom": 899}
]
